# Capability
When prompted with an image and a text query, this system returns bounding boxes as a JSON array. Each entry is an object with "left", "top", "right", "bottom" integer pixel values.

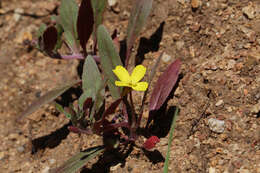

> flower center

[{"left": 130, "top": 80, "right": 137, "bottom": 87}]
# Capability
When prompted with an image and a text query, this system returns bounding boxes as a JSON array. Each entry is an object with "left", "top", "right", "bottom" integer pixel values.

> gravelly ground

[{"left": 0, "top": 0, "right": 260, "bottom": 172}]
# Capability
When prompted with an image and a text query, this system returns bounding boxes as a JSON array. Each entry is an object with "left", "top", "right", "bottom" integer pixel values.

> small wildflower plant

[{"left": 19, "top": 0, "right": 181, "bottom": 172}]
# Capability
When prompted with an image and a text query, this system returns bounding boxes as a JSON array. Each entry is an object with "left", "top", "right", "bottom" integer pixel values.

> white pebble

[
  {"left": 215, "top": 100, "right": 224, "bottom": 106},
  {"left": 208, "top": 118, "right": 225, "bottom": 133}
]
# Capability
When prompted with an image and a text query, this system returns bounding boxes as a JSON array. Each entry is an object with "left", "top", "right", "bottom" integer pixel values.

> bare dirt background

[{"left": 0, "top": 0, "right": 260, "bottom": 172}]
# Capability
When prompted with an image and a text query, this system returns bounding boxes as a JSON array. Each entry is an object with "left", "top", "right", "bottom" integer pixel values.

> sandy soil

[{"left": 0, "top": 0, "right": 260, "bottom": 172}]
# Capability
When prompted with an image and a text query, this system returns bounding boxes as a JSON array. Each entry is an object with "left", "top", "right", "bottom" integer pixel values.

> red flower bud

[{"left": 143, "top": 136, "right": 160, "bottom": 150}]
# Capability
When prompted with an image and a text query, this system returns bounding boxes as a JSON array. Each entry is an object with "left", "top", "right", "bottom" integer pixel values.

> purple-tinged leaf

[
  {"left": 103, "top": 122, "right": 129, "bottom": 133},
  {"left": 97, "top": 25, "right": 122, "bottom": 99},
  {"left": 93, "top": 99, "right": 122, "bottom": 134},
  {"left": 125, "top": 0, "right": 153, "bottom": 66},
  {"left": 43, "top": 26, "right": 58, "bottom": 52},
  {"left": 149, "top": 59, "right": 181, "bottom": 111},
  {"left": 77, "top": 0, "right": 94, "bottom": 55},
  {"left": 59, "top": 0, "right": 79, "bottom": 53},
  {"left": 102, "top": 98, "right": 122, "bottom": 120},
  {"left": 68, "top": 126, "right": 93, "bottom": 135},
  {"left": 83, "top": 97, "right": 93, "bottom": 111},
  {"left": 17, "top": 80, "right": 80, "bottom": 122},
  {"left": 51, "top": 146, "right": 104, "bottom": 173}
]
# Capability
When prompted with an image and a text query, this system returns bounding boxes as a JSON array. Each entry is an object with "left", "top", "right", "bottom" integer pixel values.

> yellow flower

[{"left": 112, "top": 65, "right": 148, "bottom": 91}]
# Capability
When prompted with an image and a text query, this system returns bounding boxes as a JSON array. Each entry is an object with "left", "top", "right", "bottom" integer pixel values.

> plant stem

[{"left": 163, "top": 107, "right": 179, "bottom": 173}]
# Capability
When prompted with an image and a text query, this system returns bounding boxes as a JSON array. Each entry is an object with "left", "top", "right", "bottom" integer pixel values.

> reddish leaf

[
  {"left": 143, "top": 136, "right": 160, "bottom": 150},
  {"left": 83, "top": 97, "right": 93, "bottom": 110},
  {"left": 149, "top": 59, "right": 181, "bottom": 111},
  {"left": 77, "top": 0, "right": 94, "bottom": 54},
  {"left": 93, "top": 99, "right": 122, "bottom": 134},
  {"left": 68, "top": 126, "right": 93, "bottom": 135},
  {"left": 43, "top": 26, "right": 58, "bottom": 52},
  {"left": 102, "top": 98, "right": 122, "bottom": 120},
  {"left": 112, "top": 29, "right": 120, "bottom": 52}
]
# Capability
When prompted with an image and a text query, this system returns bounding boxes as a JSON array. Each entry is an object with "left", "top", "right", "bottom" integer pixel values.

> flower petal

[
  {"left": 113, "top": 66, "right": 131, "bottom": 83},
  {"left": 115, "top": 81, "right": 131, "bottom": 87},
  {"left": 132, "top": 82, "right": 148, "bottom": 91},
  {"left": 131, "top": 65, "right": 146, "bottom": 83}
]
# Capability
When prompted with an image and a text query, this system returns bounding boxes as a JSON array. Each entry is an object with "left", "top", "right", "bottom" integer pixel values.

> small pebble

[
  {"left": 242, "top": 4, "right": 255, "bottom": 19},
  {"left": 42, "top": 166, "right": 50, "bottom": 173},
  {"left": 108, "top": 0, "right": 117, "bottom": 6},
  {"left": 13, "top": 8, "right": 24, "bottom": 22},
  {"left": 17, "top": 146, "right": 25, "bottom": 153},
  {"left": 162, "top": 53, "right": 171, "bottom": 63},
  {"left": 250, "top": 102, "right": 260, "bottom": 117},
  {"left": 209, "top": 167, "right": 216, "bottom": 173},
  {"left": 0, "top": 151, "right": 5, "bottom": 160},
  {"left": 176, "top": 40, "right": 185, "bottom": 50},
  {"left": 191, "top": 0, "right": 201, "bottom": 9},
  {"left": 215, "top": 100, "right": 224, "bottom": 107},
  {"left": 208, "top": 118, "right": 225, "bottom": 133}
]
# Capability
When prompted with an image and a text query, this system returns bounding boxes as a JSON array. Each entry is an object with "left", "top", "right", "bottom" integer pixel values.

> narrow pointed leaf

[
  {"left": 51, "top": 146, "right": 105, "bottom": 173},
  {"left": 17, "top": 80, "right": 80, "bottom": 122},
  {"left": 54, "top": 23, "right": 64, "bottom": 51},
  {"left": 55, "top": 103, "right": 72, "bottom": 119},
  {"left": 91, "top": 0, "right": 106, "bottom": 42},
  {"left": 93, "top": 99, "right": 122, "bottom": 134},
  {"left": 36, "top": 24, "right": 47, "bottom": 50},
  {"left": 43, "top": 26, "right": 58, "bottom": 52},
  {"left": 163, "top": 107, "right": 179, "bottom": 173},
  {"left": 149, "top": 59, "right": 181, "bottom": 111},
  {"left": 77, "top": 0, "right": 94, "bottom": 54},
  {"left": 68, "top": 126, "right": 93, "bottom": 135},
  {"left": 97, "top": 25, "right": 122, "bottom": 99},
  {"left": 91, "top": 0, "right": 106, "bottom": 27},
  {"left": 126, "top": 0, "right": 153, "bottom": 61},
  {"left": 102, "top": 98, "right": 122, "bottom": 121},
  {"left": 60, "top": 0, "right": 79, "bottom": 53}
]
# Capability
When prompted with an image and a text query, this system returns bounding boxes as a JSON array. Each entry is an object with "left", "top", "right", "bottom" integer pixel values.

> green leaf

[
  {"left": 51, "top": 146, "right": 105, "bottom": 173},
  {"left": 126, "top": 0, "right": 153, "bottom": 62},
  {"left": 54, "top": 23, "right": 64, "bottom": 51},
  {"left": 60, "top": 0, "right": 79, "bottom": 53},
  {"left": 163, "top": 107, "right": 179, "bottom": 173},
  {"left": 37, "top": 23, "right": 47, "bottom": 38},
  {"left": 17, "top": 80, "right": 80, "bottom": 122},
  {"left": 97, "top": 25, "right": 122, "bottom": 99},
  {"left": 55, "top": 103, "right": 72, "bottom": 119},
  {"left": 91, "top": 0, "right": 106, "bottom": 36},
  {"left": 79, "top": 55, "right": 104, "bottom": 110}
]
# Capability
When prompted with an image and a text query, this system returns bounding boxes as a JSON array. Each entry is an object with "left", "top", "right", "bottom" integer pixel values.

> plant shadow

[
  {"left": 143, "top": 149, "right": 165, "bottom": 164},
  {"left": 118, "top": 21, "right": 165, "bottom": 66},
  {"left": 135, "top": 21, "right": 165, "bottom": 65},
  {"left": 80, "top": 145, "right": 133, "bottom": 173},
  {"left": 55, "top": 85, "right": 82, "bottom": 107},
  {"left": 144, "top": 72, "right": 183, "bottom": 138},
  {"left": 31, "top": 122, "right": 71, "bottom": 154}
]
